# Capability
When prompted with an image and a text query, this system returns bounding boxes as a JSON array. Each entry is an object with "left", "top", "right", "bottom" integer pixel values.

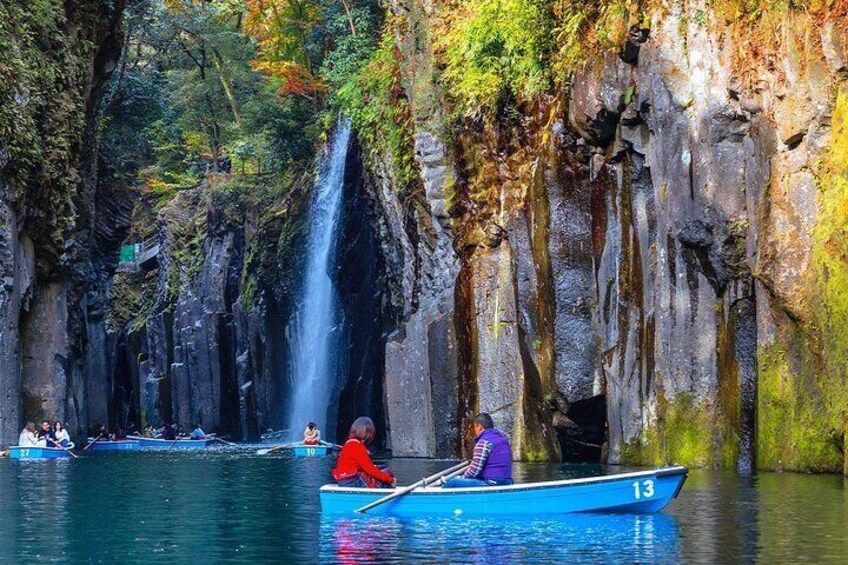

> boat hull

[
  {"left": 320, "top": 466, "right": 687, "bottom": 517},
  {"left": 9, "top": 446, "right": 72, "bottom": 460},
  {"left": 87, "top": 439, "right": 140, "bottom": 452},
  {"left": 135, "top": 438, "right": 215, "bottom": 449},
  {"left": 293, "top": 444, "right": 331, "bottom": 457}
]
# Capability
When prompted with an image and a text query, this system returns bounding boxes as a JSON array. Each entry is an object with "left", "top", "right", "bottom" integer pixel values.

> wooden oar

[
  {"left": 211, "top": 436, "right": 236, "bottom": 446},
  {"left": 256, "top": 443, "right": 292, "bottom": 456},
  {"left": 84, "top": 433, "right": 105, "bottom": 451},
  {"left": 47, "top": 438, "right": 79, "bottom": 459},
  {"left": 355, "top": 460, "right": 470, "bottom": 514}
]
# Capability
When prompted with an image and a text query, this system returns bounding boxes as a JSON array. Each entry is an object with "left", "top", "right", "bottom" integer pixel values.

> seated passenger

[
  {"left": 38, "top": 421, "right": 56, "bottom": 447},
  {"left": 18, "top": 422, "right": 42, "bottom": 447},
  {"left": 97, "top": 424, "right": 113, "bottom": 441},
  {"left": 303, "top": 422, "right": 321, "bottom": 445},
  {"left": 160, "top": 423, "right": 176, "bottom": 441},
  {"left": 143, "top": 425, "right": 156, "bottom": 438},
  {"left": 189, "top": 424, "right": 206, "bottom": 440},
  {"left": 442, "top": 413, "right": 514, "bottom": 488},
  {"left": 114, "top": 428, "right": 127, "bottom": 440},
  {"left": 332, "top": 417, "right": 395, "bottom": 488},
  {"left": 54, "top": 422, "right": 71, "bottom": 447}
]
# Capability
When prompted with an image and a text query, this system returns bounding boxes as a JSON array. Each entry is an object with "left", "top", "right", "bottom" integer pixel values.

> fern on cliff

[{"left": 436, "top": 0, "right": 554, "bottom": 116}]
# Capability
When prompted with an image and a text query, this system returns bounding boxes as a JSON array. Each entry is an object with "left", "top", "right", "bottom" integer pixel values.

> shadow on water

[{"left": 0, "top": 452, "right": 845, "bottom": 563}]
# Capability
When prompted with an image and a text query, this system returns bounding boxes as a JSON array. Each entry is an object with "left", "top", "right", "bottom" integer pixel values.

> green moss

[
  {"left": 0, "top": 1, "right": 103, "bottom": 274},
  {"left": 622, "top": 393, "right": 719, "bottom": 468},
  {"left": 755, "top": 93, "right": 848, "bottom": 474},
  {"left": 756, "top": 341, "right": 841, "bottom": 472},
  {"left": 808, "top": 90, "right": 848, "bottom": 472}
]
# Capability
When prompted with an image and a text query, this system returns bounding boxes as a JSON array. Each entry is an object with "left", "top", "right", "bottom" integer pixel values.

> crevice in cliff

[{"left": 333, "top": 133, "right": 391, "bottom": 445}]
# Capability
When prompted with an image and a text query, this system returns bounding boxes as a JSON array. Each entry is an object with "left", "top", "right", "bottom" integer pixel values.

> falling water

[{"left": 285, "top": 119, "right": 351, "bottom": 440}]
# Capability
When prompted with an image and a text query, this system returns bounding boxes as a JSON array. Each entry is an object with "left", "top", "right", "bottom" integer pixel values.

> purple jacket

[{"left": 465, "top": 428, "right": 512, "bottom": 481}]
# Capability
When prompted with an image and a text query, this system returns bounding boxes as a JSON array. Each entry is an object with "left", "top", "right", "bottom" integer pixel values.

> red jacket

[{"left": 331, "top": 439, "right": 394, "bottom": 486}]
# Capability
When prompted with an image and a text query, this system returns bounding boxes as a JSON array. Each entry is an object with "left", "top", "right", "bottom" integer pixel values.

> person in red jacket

[{"left": 331, "top": 417, "right": 396, "bottom": 488}]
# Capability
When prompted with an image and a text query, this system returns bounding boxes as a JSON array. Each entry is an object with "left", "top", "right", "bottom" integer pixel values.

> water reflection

[
  {"left": 7, "top": 459, "right": 72, "bottom": 562},
  {"left": 321, "top": 512, "right": 681, "bottom": 564}
]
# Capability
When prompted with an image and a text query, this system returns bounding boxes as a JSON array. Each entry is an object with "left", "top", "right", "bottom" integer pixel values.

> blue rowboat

[
  {"left": 86, "top": 439, "right": 140, "bottom": 452},
  {"left": 9, "top": 446, "right": 73, "bottom": 460},
  {"left": 320, "top": 466, "right": 687, "bottom": 517},
  {"left": 292, "top": 444, "right": 332, "bottom": 457},
  {"left": 135, "top": 437, "right": 216, "bottom": 449}
]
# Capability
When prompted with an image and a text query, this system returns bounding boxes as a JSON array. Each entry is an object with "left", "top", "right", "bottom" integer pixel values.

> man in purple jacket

[{"left": 442, "top": 412, "right": 514, "bottom": 488}]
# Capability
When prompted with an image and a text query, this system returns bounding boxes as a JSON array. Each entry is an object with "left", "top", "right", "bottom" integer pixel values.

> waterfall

[{"left": 285, "top": 119, "right": 351, "bottom": 441}]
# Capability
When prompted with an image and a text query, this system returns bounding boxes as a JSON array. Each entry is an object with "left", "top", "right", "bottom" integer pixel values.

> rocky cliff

[
  {"left": 365, "top": 0, "right": 848, "bottom": 474},
  {"left": 0, "top": 0, "right": 129, "bottom": 443}
]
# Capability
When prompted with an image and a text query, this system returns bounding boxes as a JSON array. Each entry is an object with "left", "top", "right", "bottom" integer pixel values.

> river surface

[{"left": 0, "top": 449, "right": 845, "bottom": 563}]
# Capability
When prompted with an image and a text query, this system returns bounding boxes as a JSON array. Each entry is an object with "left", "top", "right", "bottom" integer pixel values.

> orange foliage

[
  {"left": 252, "top": 60, "right": 328, "bottom": 96},
  {"left": 244, "top": 0, "right": 325, "bottom": 96}
]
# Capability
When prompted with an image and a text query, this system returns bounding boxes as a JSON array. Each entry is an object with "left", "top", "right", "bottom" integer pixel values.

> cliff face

[
  {"left": 0, "top": 1, "right": 129, "bottom": 443},
  {"left": 370, "top": 0, "right": 848, "bottom": 473},
  {"left": 106, "top": 134, "right": 388, "bottom": 441}
]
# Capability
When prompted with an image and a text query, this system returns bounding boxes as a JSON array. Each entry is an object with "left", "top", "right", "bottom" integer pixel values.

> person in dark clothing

[
  {"left": 160, "top": 423, "right": 176, "bottom": 441},
  {"left": 97, "top": 424, "right": 113, "bottom": 441},
  {"left": 38, "top": 421, "right": 56, "bottom": 446},
  {"left": 442, "top": 413, "right": 513, "bottom": 488}
]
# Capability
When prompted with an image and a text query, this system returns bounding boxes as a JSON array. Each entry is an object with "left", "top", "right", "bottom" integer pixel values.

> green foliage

[
  {"left": 437, "top": 0, "right": 554, "bottom": 115},
  {"left": 0, "top": 0, "right": 98, "bottom": 264},
  {"left": 553, "top": 0, "right": 636, "bottom": 79},
  {"left": 104, "top": 0, "right": 320, "bottom": 206},
  {"left": 330, "top": 28, "right": 418, "bottom": 193}
]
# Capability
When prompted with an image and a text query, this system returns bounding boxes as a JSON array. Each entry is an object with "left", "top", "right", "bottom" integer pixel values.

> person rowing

[
  {"left": 160, "top": 423, "right": 176, "bottom": 440},
  {"left": 303, "top": 422, "right": 321, "bottom": 445},
  {"left": 332, "top": 417, "right": 396, "bottom": 488},
  {"left": 442, "top": 412, "right": 513, "bottom": 488}
]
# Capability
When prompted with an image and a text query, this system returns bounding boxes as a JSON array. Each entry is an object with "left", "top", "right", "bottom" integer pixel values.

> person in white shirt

[
  {"left": 54, "top": 422, "right": 71, "bottom": 447},
  {"left": 18, "top": 422, "right": 44, "bottom": 447}
]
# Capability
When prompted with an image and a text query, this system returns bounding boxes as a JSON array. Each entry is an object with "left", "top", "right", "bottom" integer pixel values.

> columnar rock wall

[
  {"left": 374, "top": 0, "right": 848, "bottom": 473},
  {"left": 0, "top": 0, "right": 128, "bottom": 444}
]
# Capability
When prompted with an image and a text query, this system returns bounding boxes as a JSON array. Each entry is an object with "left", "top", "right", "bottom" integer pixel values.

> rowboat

[
  {"left": 8, "top": 446, "right": 73, "bottom": 460},
  {"left": 292, "top": 444, "right": 332, "bottom": 457},
  {"left": 86, "top": 439, "right": 140, "bottom": 452},
  {"left": 132, "top": 437, "right": 216, "bottom": 449},
  {"left": 320, "top": 465, "right": 688, "bottom": 517}
]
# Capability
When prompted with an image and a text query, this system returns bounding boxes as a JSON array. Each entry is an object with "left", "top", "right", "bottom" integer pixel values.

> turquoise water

[{"left": 0, "top": 449, "right": 845, "bottom": 563}]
